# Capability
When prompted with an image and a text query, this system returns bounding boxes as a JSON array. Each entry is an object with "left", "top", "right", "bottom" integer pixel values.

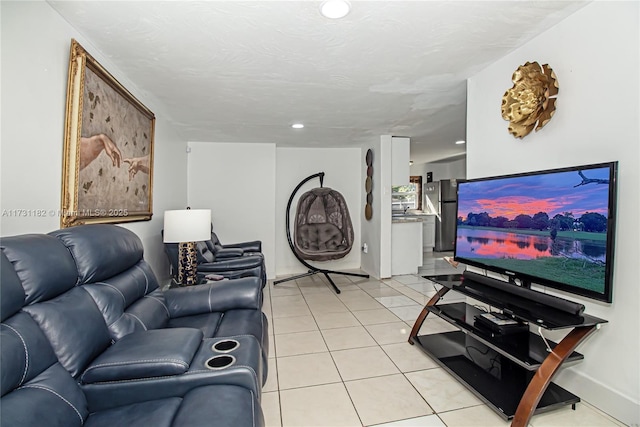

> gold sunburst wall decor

[{"left": 501, "top": 61, "right": 559, "bottom": 138}]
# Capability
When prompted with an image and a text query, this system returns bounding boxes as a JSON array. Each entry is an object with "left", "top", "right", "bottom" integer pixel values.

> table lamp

[{"left": 163, "top": 208, "right": 211, "bottom": 286}]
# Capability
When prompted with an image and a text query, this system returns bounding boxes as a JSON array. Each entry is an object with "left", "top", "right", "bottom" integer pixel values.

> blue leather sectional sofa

[{"left": 0, "top": 224, "right": 268, "bottom": 426}]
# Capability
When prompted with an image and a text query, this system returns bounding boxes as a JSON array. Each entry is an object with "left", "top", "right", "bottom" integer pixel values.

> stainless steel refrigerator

[{"left": 424, "top": 179, "right": 457, "bottom": 252}]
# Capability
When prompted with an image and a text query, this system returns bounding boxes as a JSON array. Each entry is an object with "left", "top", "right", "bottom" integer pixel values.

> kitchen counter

[
  {"left": 391, "top": 220, "right": 423, "bottom": 275},
  {"left": 391, "top": 213, "right": 437, "bottom": 254},
  {"left": 392, "top": 216, "right": 424, "bottom": 223}
]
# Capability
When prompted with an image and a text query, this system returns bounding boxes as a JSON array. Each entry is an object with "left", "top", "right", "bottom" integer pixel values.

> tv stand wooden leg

[
  {"left": 511, "top": 325, "right": 597, "bottom": 427},
  {"left": 408, "top": 286, "right": 450, "bottom": 344}
]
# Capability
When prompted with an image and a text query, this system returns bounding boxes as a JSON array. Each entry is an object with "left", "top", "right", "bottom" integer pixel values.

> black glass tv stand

[{"left": 408, "top": 273, "right": 607, "bottom": 427}]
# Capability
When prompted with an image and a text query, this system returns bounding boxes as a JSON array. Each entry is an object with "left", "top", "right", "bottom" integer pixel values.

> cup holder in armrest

[
  {"left": 212, "top": 339, "right": 240, "bottom": 353},
  {"left": 205, "top": 355, "right": 236, "bottom": 370}
]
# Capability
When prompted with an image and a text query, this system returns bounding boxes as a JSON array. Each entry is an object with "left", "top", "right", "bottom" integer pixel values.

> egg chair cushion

[{"left": 294, "top": 187, "right": 354, "bottom": 261}]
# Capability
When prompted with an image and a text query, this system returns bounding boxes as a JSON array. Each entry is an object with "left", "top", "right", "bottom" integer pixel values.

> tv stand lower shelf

[
  {"left": 412, "top": 331, "right": 580, "bottom": 420},
  {"left": 408, "top": 276, "right": 605, "bottom": 427}
]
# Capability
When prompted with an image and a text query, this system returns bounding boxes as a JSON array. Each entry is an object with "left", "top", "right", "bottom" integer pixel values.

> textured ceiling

[{"left": 48, "top": 1, "right": 586, "bottom": 164}]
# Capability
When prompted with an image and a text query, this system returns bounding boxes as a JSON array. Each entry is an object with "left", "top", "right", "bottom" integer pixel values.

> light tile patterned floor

[{"left": 261, "top": 252, "right": 626, "bottom": 427}]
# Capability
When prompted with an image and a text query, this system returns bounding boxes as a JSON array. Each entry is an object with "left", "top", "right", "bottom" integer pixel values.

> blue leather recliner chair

[{"left": 164, "top": 229, "right": 267, "bottom": 287}]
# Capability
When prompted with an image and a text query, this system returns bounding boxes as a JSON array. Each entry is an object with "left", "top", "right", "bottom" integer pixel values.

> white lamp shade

[{"left": 163, "top": 209, "right": 211, "bottom": 243}]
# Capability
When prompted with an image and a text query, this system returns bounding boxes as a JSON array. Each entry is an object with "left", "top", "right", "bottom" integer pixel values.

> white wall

[
  {"left": 276, "top": 147, "right": 362, "bottom": 275},
  {"left": 410, "top": 158, "right": 467, "bottom": 184},
  {"left": 0, "top": 1, "right": 187, "bottom": 279},
  {"left": 448, "top": 158, "right": 466, "bottom": 180},
  {"left": 187, "top": 144, "right": 362, "bottom": 279},
  {"left": 187, "top": 142, "right": 276, "bottom": 278},
  {"left": 467, "top": 2, "right": 639, "bottom": 424},
  {"left": 360, "top": 136, "right": 392, "bottom": 279}
]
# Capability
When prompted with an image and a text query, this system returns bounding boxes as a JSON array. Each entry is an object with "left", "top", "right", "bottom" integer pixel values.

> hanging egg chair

[
  {"left": 294, "top": 187, "right": 354, "bottom": 261},
  {"left": 274, "top": 172, "right": 369, "bottom": 293}
]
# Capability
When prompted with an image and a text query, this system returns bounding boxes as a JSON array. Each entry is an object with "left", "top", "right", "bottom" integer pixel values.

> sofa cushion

[
  {"left": 1, "top": 312, "right": 60, "bottom": 396},
  {"left": 84, "top": 397, "right": 182, "bottom": 427},
  {"left": 167, "top": 312, "right": 222, "bottom": 338},
  {"left": 123, "top": 289, "right": 171, "bottom": 331},
  {"left": 83, "top": 385, "right": 264, "bottom": 427},
  {"left": 82, "top": 262, "right": 169, "bottom": 340},
  {"left": 0, "top": 362, "right": 89, "bottom": 427},
  {"left": 1, "top": 234, "right": 78, "bottom": 304},
  {"left": 81, "top": 328, "right": 203, "bottom": 384},
  {"left": 216, "top": 310, "right": 267, "bottom": 344},
  {"left": 0, "top": 252, "right": 25, "bottom": 321},
  {"left": 172, "top": 385, "right": 263, "bottom": 427},
  {"left": 23, "top": 287, "right": 112, "bottom": 378},
  {"left": 196, "top": 241, "right": 216, "bottom": 263},
  {"left": 50, "top": 224, "right": 144, "bottom": 284}
]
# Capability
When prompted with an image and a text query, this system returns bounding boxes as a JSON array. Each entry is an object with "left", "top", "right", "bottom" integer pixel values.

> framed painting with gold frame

[{"left": 61, "top": 39, "right": 155, "bottom": 228}]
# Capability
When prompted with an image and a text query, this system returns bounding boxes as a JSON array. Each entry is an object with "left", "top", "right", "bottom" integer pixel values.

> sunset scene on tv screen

[{"left": 455, "top": 166, "right": 611, "bottom": 294}]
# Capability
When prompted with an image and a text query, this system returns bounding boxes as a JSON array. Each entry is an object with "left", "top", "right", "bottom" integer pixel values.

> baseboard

[{"left": 555, "top": 368, "right": 639, "bottom": 426}]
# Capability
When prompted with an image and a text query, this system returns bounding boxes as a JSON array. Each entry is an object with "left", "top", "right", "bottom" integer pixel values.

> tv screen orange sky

[{"left": 457, "top": 167, "right": 610, "bottom": 221}]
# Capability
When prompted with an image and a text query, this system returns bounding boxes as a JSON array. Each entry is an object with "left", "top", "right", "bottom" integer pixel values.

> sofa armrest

[
  {"left": 224, "top": 240, "right": 262, "bottom": 253},
  {"left": 164, "top": 277, "right": 262, "bottom": 318},
  {"left": 198, "top": 255, "right": 263, "bottom": 272},
  {"left": 214, "top": 247, "right": 244, "bottom": 259},
  {"left": 196, "top": 269, "right": 262, "bottom": 283},
  {"left": 80, "top": 328, "right": 203, "bottom": 384}
]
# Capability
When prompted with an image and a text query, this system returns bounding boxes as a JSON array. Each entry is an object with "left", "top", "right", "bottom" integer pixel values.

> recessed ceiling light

[
  {"left": 291, "top": 123, "right": 304, "bottom": 129},
  {"left": 455, "top": 140, "right": 466, "bottom": 145},
  {"left": 320, "top": 0, "right": 351, "bottom": 19}
]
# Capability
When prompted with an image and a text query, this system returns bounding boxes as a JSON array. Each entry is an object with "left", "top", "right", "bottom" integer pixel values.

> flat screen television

[{"left": 454, "top": 161, "right": 618, "bottom": 303}]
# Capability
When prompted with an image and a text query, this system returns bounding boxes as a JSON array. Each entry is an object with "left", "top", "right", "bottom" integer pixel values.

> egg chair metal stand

[{"left": 274, "top": 172, "right": 369, "bottom": 294}]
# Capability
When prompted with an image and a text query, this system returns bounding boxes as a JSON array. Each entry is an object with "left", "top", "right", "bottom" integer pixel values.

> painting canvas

[{"left": 61, "top": 39, "right": 155, "bottom": 227}]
